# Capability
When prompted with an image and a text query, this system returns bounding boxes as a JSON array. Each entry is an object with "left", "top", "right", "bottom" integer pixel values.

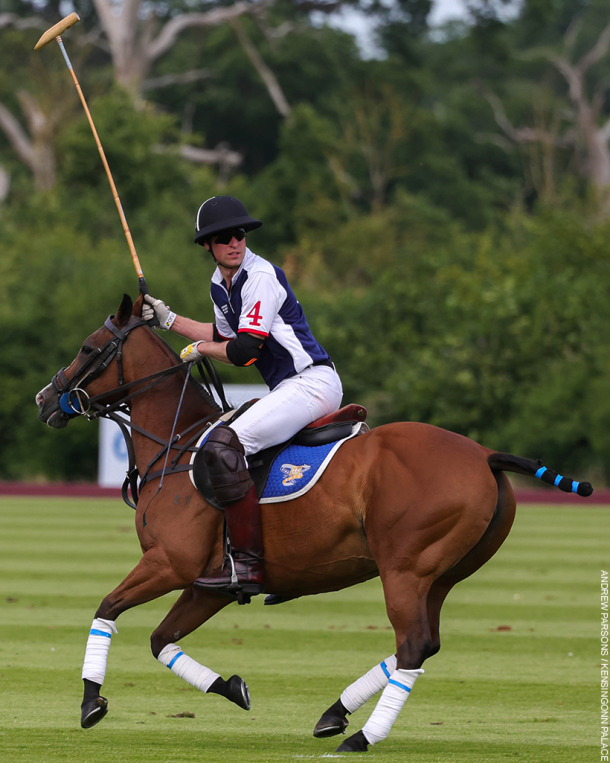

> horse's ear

[
  {"left": 133, "top": 292, "right": 144, "bottom": 318},
  {"left": 115, "top": 294, "right": 133, "bottom": 327}
]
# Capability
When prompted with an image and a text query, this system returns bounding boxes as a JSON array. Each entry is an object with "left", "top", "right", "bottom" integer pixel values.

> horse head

[{"left": 36, "top": 293, "right": 146, "bottom": 429}]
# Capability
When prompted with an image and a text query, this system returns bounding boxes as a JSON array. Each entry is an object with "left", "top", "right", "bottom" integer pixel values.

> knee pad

[{"left": 201, "top": 426, "right": 253, "bottom": 505}]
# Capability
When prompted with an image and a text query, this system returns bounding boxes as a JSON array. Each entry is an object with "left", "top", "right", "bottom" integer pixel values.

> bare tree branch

[
  {"left": 0, "top": 94, "right": 58, "bottom": 191},
  {"left": 90, "top": 0, "right": 256, "bottom": 98},
  {"left": 155, "top": 142, "right": 243, "bottom": 185},
  {"left": 229, "top": 16, "right": 291, "bottom": 118},
  {"left": 0, "top": 13, "right": 43, "bottom": 32},
  {"left": 173, "top": 144, "right": 243, "bottom": 168},
  {"left": 147, "top": 5, "right": 252, "bottom": 63},
  {"left": 142, "top": 69, "right": 212, "bottom": 93},
  {"left": 576, "top": 22, "right": 610, "bottom": 75},
  {"left": 562, "top": 18, "right": 581, "bottom": 58},
  {"left": 0, "top": 165, "right": 10, "bottom": 202},
  {"left": 478, "top": 84, "right": 565, "bottom": 146},
  {"left": 0, "top": 101, "right": 34, "bottom": 167},
  {"left": 550, "top": 23, "right": 610, "bottom": 190},
  {"left": 481, "top": 17, "right": 610, "bottom": 201},
  {"left": 600, "top": 118, "right": 610, "bottom": 144}
]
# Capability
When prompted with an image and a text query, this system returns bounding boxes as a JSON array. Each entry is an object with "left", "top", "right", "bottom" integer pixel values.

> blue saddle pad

[
  {"left": 190, "top": 421, "right": 364, "bottom": 503},
  {"left": 260, "top": 423, "right": 362, "bottom": 503}
]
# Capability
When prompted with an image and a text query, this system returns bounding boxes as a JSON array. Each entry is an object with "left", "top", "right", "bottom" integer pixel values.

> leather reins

[{"left": 50, "top": 314, "right": 226, "bottom": 508}]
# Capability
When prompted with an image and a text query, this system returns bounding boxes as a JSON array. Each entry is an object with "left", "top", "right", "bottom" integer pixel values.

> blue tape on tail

[{"left": 535, "top": 467, "right": 547, "bottom": 479}]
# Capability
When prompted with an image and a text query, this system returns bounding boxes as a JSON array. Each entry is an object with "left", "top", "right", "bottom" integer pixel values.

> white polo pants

[{"left": 230, "top": 365, "right": 343, "bottom": 456}]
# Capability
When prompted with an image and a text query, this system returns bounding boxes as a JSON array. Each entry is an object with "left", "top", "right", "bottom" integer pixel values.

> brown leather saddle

[
  {"left": 247, "top": 403, "right": 368, "bottom": 497},
  {"left": 192, "top": 404, "right": 368, "bottom": 501}
]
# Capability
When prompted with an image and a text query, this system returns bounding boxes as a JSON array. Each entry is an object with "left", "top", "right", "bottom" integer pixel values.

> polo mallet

[{"left": 34, "top": 13, "right": 148, "bottom": 295}]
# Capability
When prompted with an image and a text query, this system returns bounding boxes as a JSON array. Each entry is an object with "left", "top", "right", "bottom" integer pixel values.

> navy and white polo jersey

[{"left": 210, "top": 248, "right": 331, "bottom": 390}]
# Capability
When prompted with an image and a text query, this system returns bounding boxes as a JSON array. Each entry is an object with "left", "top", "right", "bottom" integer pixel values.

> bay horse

[{"left": 35, "top": 294, "right": 593, "bottom": 753}]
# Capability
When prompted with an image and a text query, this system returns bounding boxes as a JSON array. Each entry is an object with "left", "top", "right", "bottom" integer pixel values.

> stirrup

[
  {"left": 193, "top": 552, "right": 263, "bottom": 605},
  {"left": 227, "top": 552, "right": 238, "bottom": 588},
  {"left": 225, "top": 554, "right": 257, "bottom": 605}
]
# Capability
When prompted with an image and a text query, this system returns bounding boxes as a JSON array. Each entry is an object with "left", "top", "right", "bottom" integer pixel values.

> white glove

[
  {"left": 143, "top": 294, "right": 177, "bottom": 330},
  {"left": 180, "top": 341, "right": 206, "bottom": 362}
]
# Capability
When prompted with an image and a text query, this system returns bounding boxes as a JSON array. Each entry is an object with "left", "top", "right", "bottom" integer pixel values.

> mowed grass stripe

[{"left": 0, "top": 495, "right": 605, "bottom": 762}]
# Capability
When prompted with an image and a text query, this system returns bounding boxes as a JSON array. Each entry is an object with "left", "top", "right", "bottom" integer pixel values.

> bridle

[
  {"left": 50, "top": 313, "right": 229, "bottom": 508},
  {"left": 52, "top": 315, "right": 146, "bottom": 417}
]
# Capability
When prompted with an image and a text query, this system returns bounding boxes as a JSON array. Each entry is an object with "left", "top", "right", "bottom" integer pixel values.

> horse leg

[
  {"left": 336, "top": 572, "right": 431, "bottom": 752},
  {"left": 81, "top": 547, "right": 201, "bottom": 728},
  {"left": 150, "top": 586, "right": 251, "bottom": 710},
  {"left": 313, "top": 655, "right": 396, "bottom": 738},
  {"left": 333, "top": 472, "right": 517, "bottom": 752},
  {"left": 313, "top": 574, "right": 461, "bottom": 742}
]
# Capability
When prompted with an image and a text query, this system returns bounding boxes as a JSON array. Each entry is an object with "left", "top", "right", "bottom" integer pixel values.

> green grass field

[{"left": 0, "top": 495, "right": 606, "bottom": 762}]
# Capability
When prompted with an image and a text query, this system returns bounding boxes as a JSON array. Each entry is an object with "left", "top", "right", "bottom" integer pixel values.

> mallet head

[{"left": 34, "top": 13, "right": 80, "bottom": 50}]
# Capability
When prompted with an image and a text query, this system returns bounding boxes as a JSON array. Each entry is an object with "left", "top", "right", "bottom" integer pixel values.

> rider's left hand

[{"left": 180, "top": 341, "right": 205, "bottom": 362}]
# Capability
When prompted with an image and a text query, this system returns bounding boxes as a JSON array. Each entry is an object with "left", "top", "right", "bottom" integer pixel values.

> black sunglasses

[{"left": 213, "top": 227, "right": 246, "bottom": 245}]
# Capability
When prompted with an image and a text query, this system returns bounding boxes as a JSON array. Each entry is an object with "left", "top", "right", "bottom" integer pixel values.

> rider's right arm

[{"left": 170, "top": 314, "right": 215, "bottom": 342}]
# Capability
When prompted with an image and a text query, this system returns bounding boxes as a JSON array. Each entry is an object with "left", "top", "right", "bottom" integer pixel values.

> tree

[
  {"left": 478, "top": 1, "right": 610, "bottom": 214},
  {"left": 0, "top": 20, "right": 80, "bottom": 192}
]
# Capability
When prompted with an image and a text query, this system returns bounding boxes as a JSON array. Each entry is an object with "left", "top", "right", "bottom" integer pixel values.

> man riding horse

[{"left": 143, "top": 196, "right": 343, "bottom": 599}]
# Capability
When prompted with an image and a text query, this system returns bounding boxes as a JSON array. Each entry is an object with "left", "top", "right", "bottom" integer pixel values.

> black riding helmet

[{"left": 194, "top": 196, "right": 262, "bottom": 246}]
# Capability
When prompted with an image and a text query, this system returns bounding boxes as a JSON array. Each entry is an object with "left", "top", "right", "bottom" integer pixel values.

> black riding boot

[
  {"left": 195, "top": 484, "right": 264, "bottom": 596},
  {"left": 194, "top": 426, "right": 264, "bottom": 601}
]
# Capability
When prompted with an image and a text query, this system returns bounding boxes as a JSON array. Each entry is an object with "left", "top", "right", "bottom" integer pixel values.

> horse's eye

[{"left": 81, "top": 345, "right": 94, "bottom": 355}]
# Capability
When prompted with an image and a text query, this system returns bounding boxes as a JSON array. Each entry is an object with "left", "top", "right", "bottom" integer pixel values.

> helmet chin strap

[
  {"left": 206, "top": 240, "right": 219, "bottom": 263},
  {"left": 206, "top": 241, "right": 241, "bottom": 273}
]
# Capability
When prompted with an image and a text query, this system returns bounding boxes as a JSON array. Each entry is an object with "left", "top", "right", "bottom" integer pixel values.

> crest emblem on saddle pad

[
  {"left": 190, "top": 420, "right": 366, "bottom": 504},
  {"left": 280, "top": 463, "right": 311, "bottom": 486}
]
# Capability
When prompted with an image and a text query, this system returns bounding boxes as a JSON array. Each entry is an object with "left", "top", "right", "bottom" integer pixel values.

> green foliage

[
  {"left": 1, "top": 0, "right": 609, "bottom": 483},
  {"left": 58, "top": 87, "right": 184, "bottom": 215},
  {"left": 290, "top": 200, "right": 610, "bottom": 481}
]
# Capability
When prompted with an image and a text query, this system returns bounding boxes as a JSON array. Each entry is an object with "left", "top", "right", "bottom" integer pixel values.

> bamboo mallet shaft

[{"left": 34, "top": 13, "right": 148, "bottom": 292}]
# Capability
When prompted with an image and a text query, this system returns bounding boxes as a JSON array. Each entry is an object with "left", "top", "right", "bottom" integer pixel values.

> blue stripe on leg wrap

[
  {"left": 167, "top": 651, "right": 184, "bottom": 670},
  {"left": 388, "top": 678, "right": 411, "bottom": 693},
  {"left": 89, "top": 629, "right": 112, "bottom": 638},
  {"left": 380, "top": 660, "right": 391, "bottom": 678}
]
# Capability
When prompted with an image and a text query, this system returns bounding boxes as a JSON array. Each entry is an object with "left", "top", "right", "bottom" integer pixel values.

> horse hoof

[
  {"left": 225, "top": 674, "right": 251, "bottom": 711},
  {"left": 313, "top": 711, "right": 349, "bottom": 738},
  {"left": 313, "top": 699, "right": 349, "bottom": 738},
  {"left": 80, "top": 696, "right": 108, "bottom": 729},
  {"left": 335, "top": 730, "right": 369, "bottom": 752}
]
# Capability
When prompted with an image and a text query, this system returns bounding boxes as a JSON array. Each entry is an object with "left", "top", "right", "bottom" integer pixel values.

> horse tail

[{"left": 487, "top": 452, "right": 593, "bottom": 497}]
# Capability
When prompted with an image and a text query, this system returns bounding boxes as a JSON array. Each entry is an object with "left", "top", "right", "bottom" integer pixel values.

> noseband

[
  {"left": 48, "top": 312, "right": 227, "bottom": 509},
  {"left": 52, "top": 315, "right": 146, "bottom": 416}
]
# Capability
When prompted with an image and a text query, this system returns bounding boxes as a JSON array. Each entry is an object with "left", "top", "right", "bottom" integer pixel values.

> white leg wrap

[
  {"left": 340, "top": 655, "right": 397, "bottom": 713},
  {"left": 361, "top": 668, "right": 424, "bottom": 745},
  {"left": 82, "top": 617, "right": 118, "bottom": 685},
  {"left": 157, "top": 643, "right": 220, "bottom": 693}
]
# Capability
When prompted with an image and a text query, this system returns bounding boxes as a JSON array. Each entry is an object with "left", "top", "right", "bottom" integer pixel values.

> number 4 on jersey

[{"left": 246, "top": 301, "right": 263, "bottom": 327}]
